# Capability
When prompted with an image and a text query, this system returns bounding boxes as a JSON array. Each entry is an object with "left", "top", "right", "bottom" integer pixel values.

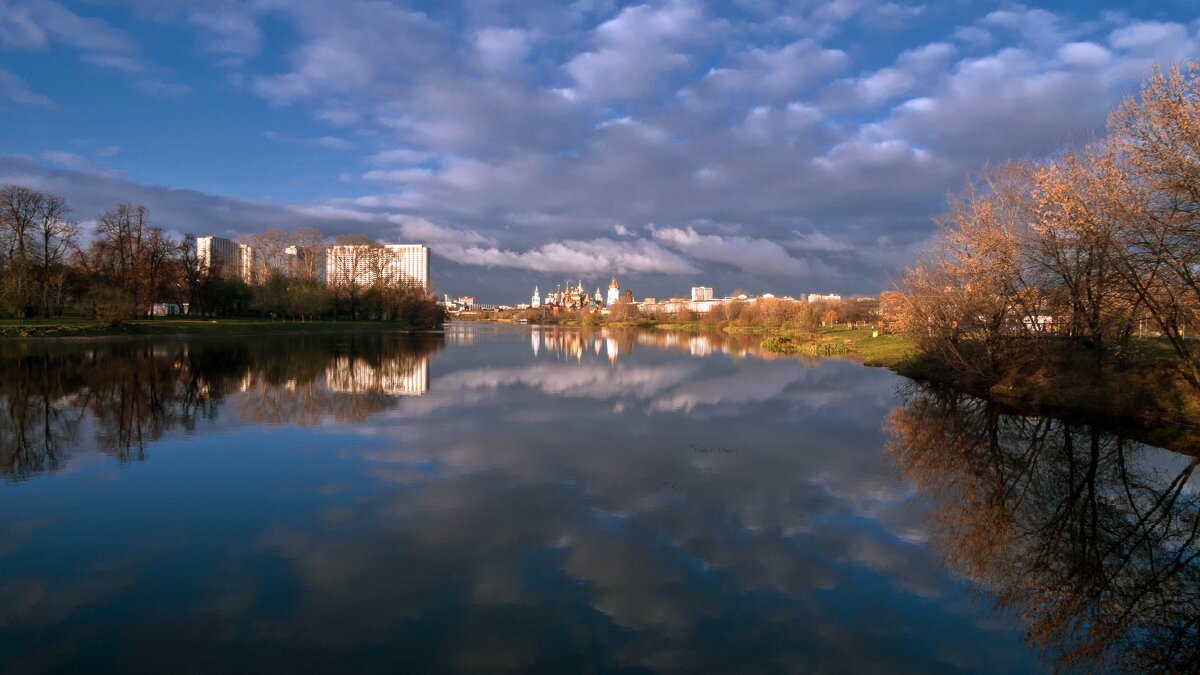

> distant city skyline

[{"left": 2, "top": 1, "right": 1199, "bottom": 301}]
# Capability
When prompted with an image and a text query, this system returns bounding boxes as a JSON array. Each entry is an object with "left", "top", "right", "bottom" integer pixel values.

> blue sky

[{"left": 2, "top": 0, "right": 1199, "bottom": 301}]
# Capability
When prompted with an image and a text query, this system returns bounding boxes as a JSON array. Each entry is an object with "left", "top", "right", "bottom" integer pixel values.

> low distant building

[
  {"left": 456, "top": 295, "right": 475, "bottom": 308},
  {"left": 150, "top": 303, "right": 182, "bottom": 316}
]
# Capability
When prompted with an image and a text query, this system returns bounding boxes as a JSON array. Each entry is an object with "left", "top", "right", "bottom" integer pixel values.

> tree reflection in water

[
  {"left": 886, "top": 386, "right": 1200, "bottom": 673},
  {"left": 0, "top": 333, "right": 444, "bottom": 481}
]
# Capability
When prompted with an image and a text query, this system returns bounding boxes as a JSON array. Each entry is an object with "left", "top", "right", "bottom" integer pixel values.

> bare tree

[
  {"left": 89, "top": 204, "right": 176, "bottom": 318},
  {"left": 32, "top": 193, "right": 79, "bottom": 317},
  {"left": 896, "top": 162, "right": 1041, "bottom": 379},
  {"left": 0, "top": 184, "right": 44, "bottom": 317},
  {"left": 1108, "top": 63, "right": 1200, "bottom": 388},
  {"left": 327, "top": 235, "right": 377, "bottom": 318}
]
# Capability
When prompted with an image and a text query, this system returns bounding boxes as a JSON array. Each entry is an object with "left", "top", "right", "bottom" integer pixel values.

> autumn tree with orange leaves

[{"left": 897, "top": 64, "right": 1200, "bottom": 389}]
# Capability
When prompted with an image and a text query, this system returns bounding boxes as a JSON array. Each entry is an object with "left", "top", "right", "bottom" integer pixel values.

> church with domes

[{"left": 529, "top": 277, "right": 627, "bottom": 310}]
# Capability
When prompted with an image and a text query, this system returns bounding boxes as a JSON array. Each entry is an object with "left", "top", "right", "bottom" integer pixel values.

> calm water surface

[{"left": 0, "top": 324, "right": 1195, "bottom": 673}]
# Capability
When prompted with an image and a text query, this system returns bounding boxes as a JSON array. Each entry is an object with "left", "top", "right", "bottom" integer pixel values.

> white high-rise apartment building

[
  {"left": 197, "top": 236, "right": 255, "bottom": 282},
  {"left": 325, "top": 243, "right": 429, "bottom": 290},
  {"left": 807, "top": 293, "right": 841, "bottom": 303},
  {"left": 691, "top": 286, "right": 714, "bottom": 302}
]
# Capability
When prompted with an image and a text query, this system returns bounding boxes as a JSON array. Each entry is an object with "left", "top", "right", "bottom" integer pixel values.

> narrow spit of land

[{"left": 0, "top": 318, "right": 435, "bottom": 339}]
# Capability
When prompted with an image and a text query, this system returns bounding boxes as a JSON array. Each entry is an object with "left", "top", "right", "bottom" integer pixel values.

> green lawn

[{"left": 761, "top": 327, "right": 917, "bottom": 367}]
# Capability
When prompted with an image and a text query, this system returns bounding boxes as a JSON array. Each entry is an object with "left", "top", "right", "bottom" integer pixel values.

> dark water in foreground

[{"left": 0, "top": 324, "right": 1196, "bottom": 673}]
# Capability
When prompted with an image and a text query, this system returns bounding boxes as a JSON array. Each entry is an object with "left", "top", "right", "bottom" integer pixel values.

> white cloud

[
  {"left": 391, "top": 216, "right": 495, "bottom": 247},
  {"left": 368, "top": 149, "right": 430, "bottom": 165},
  {"left": 39, "top": 151, "right": 91, "bottom": 170},
  {"left": 566, "top": 0, "right": 711, "bottom": 100},
  {"left": 0, "top": 65, "right": 54, "bottom": 106},
  {"left": 651, "top": 226, "right": 812, "bottom": 276},
  {"left": 1058, "top": 41, "right": 1111, "bottom": 68},
  {"left": 703, "top": 39, "right": 849, "bottom": 99},
  {"left": 474, "top": 27, "right": 531, "bottom": 71},
  {"left": 436, "top": 237, "right": 699, "bottom": 276},
  {"left": 1108, "top": 21, "right": 1190, "bottom": 51},
  {"left": 252, "top": 1, "right": 442, "bottom": 105}
]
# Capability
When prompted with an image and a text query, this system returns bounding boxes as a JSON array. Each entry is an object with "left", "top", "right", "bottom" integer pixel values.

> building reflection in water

[
  {"left": 0, "top": 333, "right": 443, "bottom": 481},
  {"left": 527, "top": 325, "right": 800, "bottom": 365},
  {"left": 325, "top": 355, "right": 429, "bottom": 396},
  {"left": 886, "top": 385, "right": 1200, "bottom": 673}
]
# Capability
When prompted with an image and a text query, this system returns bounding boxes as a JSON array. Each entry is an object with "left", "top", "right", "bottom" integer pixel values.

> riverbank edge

[
  {"left": 758, "top": 328, "right": 1200, "bottom": 451},
  {"left": 0, "top": 318, "right": 442, "bottom": 339}
]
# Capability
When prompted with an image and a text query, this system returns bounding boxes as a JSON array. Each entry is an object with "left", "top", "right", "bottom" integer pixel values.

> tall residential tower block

[{"left": 325, "top": 243, "right": 429, "bottom": 290}]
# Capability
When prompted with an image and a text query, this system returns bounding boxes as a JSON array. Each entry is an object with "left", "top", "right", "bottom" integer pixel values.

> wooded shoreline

[{"left": 0, "top": 317, "right": 441, "bottom": 339}]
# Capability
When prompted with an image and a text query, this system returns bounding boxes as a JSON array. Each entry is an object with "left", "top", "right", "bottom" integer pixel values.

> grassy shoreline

[{"left": 0, "top": 318, "right": 437, "bottom": 339}]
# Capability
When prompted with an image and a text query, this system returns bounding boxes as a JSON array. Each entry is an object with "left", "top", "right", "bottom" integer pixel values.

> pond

[{"left": 0, "top": 323, "right": 1194, "bottom": 673}]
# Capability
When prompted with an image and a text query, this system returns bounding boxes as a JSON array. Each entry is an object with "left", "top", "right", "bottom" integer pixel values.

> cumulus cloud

[
  {"left": 253, "top": 1, "right": 443, "bottom": 105},
  {"left": 566, "top": 0, "right": 712, "bottom": 100},
  {"left": 702, "top": 39, "right": 849, "bottom": 99},
  {"left": 391, "top": 216, "right": 495, "bottom": 247},
  {"left": 436, "top": 237, "right": 699, "bottom": 276},
  {"left": 1058, "top": 41, "right": 1111, "bottom": 68},
  {"left": 651, "top": 226, "right": 813, "bottom": 276},
  {"left": 474, "top": 27, "right": 531, "bottom": 71}
]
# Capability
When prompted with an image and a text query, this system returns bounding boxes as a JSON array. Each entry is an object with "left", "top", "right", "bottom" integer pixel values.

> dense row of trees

[
  {"left": 515, "top": 296, "right": 879, "bottom": 330},
  {"left": 0, "top": 185, "right": 80, "bottom": 319},
  {"left": 0, "top": 188, "right": 444, "bottom": 326},
  {"left": 691, "top": 296, "right": 877, "bottom": 329},
  {"left": 895, "top": 64, "right": 1200, "bottom": 387}
]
